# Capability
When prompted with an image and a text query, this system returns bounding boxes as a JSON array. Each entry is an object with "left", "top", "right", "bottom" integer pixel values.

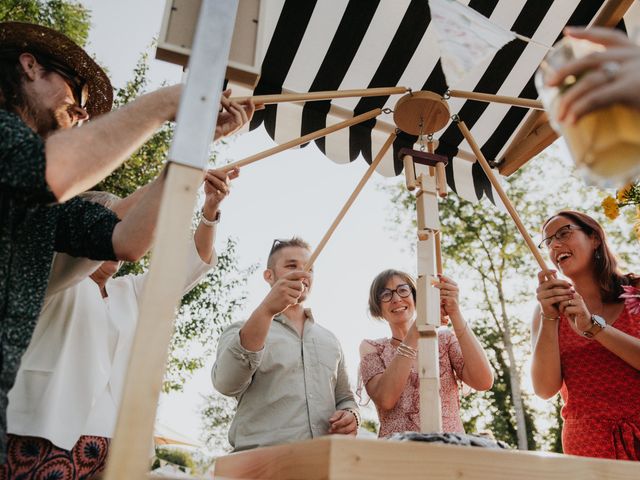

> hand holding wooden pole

[
  {"left": 456, "top": 120, "right": 549, "bottom": 271},
  {"left": 223, "top": 108, "right": 382, "bottom": 171},
  {"left": 303, "top": 132, "right": 397, "bottom": 272}
]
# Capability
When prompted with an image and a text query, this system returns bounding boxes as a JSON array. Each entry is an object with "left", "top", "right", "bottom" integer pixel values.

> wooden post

[
  {"left": 232, "top": 86, "right": 408, "bottom": 105},
  {"left": 105, "top": 0, "right": 238, "bottom": 478},
  {"left": 414, "top": 166, "right": 442, "bottom": 433},
  {"left": 224, "top": 109, "right": 382, "bottom": 171},
  {"left": 456, "top": 121, "right": 549, "bottom": 271},
  {"left": 303, "top": 132, "right": 396, "bottom": 272},
  {"left": 448, "top": 89, "right": 544, "bottom": 110}
]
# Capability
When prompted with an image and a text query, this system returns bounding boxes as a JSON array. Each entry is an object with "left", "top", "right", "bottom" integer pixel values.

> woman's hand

[
  {"left": 433, "top": 275, "right": 461, "bottom": 320},
  {"left": 536, "top": 270, "right": 574, "bottom": 319},
  {"left": 557, "top": 291, "right": 592, "bottom": 333},
  {"left": 547, "top": 27, "right": 640, "bottom": 123},
  {"left": 202, "top": 167, "right": 238, "bottom": 218}
]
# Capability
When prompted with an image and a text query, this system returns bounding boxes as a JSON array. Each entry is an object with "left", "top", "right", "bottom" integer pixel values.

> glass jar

[{"left": 535, "top": 37, "right": 640, "bottom": 188}]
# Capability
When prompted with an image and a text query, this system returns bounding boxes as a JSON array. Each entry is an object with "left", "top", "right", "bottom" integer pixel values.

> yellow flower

[
  {"left": 617, "top": 183, "right": 634, "bottom": 202},
  {"left": 601, "top": 196, "right": 620, "bottom": 220},
  {"left": 635, "top": 207, "right": 640, "bottom": 241}
]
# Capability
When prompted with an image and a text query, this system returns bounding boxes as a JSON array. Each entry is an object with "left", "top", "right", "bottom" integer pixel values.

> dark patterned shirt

[{"left": 0, "top": 110, "right": 120, "bottom": 461}]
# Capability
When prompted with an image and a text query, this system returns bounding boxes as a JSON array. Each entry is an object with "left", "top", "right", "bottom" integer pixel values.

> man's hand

[
  {"left": 328, "top": 410, "right": 357, "bottom": 435},
  {"left": 213, "top": 89, "right": 255, "bottom": 141},
  {"left": 259, "top": 271, "right": 311, "bottom": 317}
]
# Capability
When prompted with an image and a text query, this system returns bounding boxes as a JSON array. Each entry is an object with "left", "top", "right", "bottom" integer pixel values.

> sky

[{"left": 78, "top": 0, "right": 637, "bottom": 448}]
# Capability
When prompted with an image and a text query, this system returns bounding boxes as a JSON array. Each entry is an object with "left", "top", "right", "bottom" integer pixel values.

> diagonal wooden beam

[{"left": 303, "top": 132, "right": 396, "bottom": 272}]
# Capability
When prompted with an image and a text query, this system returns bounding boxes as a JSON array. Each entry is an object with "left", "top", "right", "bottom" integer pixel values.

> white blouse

[{"left": 7, "top": 240, "right": 215, "bottom": 450}]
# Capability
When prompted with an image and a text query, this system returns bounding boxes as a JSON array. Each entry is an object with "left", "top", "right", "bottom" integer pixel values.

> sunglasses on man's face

[{"left": 37, "top": 55, "right": 88, "bottom": 109}]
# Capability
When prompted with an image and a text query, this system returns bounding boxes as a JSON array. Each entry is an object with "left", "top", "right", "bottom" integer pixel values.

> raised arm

[
  {"left": 435, "top": 276, "right": 493, "bottom": 391},
  {"left": 360, "top": 325, "right": 417, "bottom": 411},
  {"left": 193, "top": 167, "right": 239, "bottom": 263},
  {"left": 555, "top": 285, "right": 640, "bottom": 371},
  {"left": 239, "top": 271, "right": 310, "bottom": 352},
  {"left": 531, "top": 270, "right": 572, "bottom": 399},
  {"left": 45, "top": 88, "right": 254, "bottom": 202}
]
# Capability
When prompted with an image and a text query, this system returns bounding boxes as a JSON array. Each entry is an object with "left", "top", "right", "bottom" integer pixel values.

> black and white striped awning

[{"left": 248, "top": 1, "right": 630, "bottom": 204}]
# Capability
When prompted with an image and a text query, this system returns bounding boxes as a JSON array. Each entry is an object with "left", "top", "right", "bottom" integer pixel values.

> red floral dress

[
  {"left": 358, "top": 329, "right": 465, "bottom": 437},
  {"left": 558, "top": 305, "right": 640, "bottom": 460}
]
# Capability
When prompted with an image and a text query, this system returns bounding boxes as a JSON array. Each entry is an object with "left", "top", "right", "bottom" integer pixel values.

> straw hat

[{"left": 0, "top": 21, "right": 113, "bottom": 117}]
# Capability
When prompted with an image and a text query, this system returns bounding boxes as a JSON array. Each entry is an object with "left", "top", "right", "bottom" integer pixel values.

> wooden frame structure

[
  {"left": 101, "top": 1, "right": 637, "bottom": 478},
  {"left": 214, "top": 436, "right": 640, "bottom": 479}
]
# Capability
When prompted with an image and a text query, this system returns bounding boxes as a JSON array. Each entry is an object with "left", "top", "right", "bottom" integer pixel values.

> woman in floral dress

[
  {"left": 358, "top": 270, "right": 493, "bottom": 437},
  {"left": 532, "top": 210, "right": 640, "bottom": 460}
]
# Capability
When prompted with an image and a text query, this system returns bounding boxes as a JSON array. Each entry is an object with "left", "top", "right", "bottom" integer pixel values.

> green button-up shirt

[
  {"left": 0, "top": 110, "right": 120, "bottom": 459},
  {"left": 212, "top": 310, "right": 358, "bottom": 451}
]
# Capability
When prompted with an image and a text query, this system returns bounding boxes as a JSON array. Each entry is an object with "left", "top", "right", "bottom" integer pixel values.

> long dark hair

[{"left": 542, "top": 210, "right": 636, "bottom": 303}]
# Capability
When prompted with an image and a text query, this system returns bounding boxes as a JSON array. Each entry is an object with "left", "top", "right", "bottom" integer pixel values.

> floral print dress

[{"left": 359, "top": 328, "right": 465, "bottom": 437}]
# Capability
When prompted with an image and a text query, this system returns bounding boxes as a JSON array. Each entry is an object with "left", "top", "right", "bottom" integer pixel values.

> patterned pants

[{"left": 1, "top": 434, "right": 109, "bottom": 480}]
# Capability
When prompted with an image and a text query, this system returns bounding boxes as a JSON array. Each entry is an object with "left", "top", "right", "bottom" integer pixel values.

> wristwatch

[{"left": 582, "top": 314, "right": 606, "bottom": 339}]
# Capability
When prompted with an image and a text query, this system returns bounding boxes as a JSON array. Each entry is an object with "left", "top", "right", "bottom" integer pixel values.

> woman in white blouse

[{"left": 5, "top": 168, "right": 238, "bottom": 479}]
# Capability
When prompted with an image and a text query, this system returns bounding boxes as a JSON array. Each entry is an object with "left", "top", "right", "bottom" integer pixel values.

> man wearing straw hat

[
  {"left": 0, "top": 21, "right": 253, "bottom": 460},
  {"left": 212, "top": 237, "right": 360, "bottom": 451}
]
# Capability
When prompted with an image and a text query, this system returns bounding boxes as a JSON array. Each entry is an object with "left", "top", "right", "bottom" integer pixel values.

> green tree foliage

[
  {"left": 382, "top": 150, "right": 628, "bottom": 451},
  {"left": 200, "top": 392, "right": 236, "bottom": 452},
  {"left": 0, "top": 0, "right": 90, "bottom": 46},
  {"left": 152, "top": 446, "right": 196, "bottom": 473}
]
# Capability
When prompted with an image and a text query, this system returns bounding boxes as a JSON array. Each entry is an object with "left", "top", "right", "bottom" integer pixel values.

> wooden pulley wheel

[{"left": 393, "top": 91, "right": 449, "bottom": 135}]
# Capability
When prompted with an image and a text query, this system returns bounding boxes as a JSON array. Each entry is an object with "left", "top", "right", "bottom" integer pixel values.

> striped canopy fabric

[{"left": 248, "top": 0, "right": 628, "bottom": 204}]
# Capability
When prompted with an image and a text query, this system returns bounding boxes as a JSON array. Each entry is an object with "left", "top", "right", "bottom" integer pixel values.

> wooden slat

[
  {"left": 214, "top": 436, "right": 640, "bottom": 480},
  {"left": 104, "top": 164, "right": 204, "bottom": 480}
]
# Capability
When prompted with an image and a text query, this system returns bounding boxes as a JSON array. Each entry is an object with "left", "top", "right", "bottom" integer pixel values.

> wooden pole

[
  {"left": 456, "top": 121, "right": 549, "bottom": 270},
  {"left": 303, "top": 132, "right": 397, "bottom": 272},
  {"left": 223, "top": 108, "right": 382, "bottom": 171},
  {"left": 104, "top": 164, "right": 203, "bottom": 480},
  {"left": 232, "top": 86, "right": 408, "bottom": 105},
  {"left": 448, "top": 89, "right": 544, "bottom": 110}
]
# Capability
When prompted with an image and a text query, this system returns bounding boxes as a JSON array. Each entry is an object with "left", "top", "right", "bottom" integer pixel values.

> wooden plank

[
  {"left": 448, "top": 89, "right": 544, "bottom": 110},
  {"left": 214, "top": 436, "right": 640, "bottom": 480},
  {"left": 104, "top": 164, "right": 204, "bottom": 480}
]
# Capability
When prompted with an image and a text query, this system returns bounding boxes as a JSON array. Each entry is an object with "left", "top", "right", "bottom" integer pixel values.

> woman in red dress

[{"left": 532, "top": 210, "right": 640, "bottom": 460}]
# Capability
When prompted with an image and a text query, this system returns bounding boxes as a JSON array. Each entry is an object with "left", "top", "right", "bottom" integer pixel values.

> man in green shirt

[
  {"left": 213, "top": 238, "right": 360, "bottom": 451},
  {"left": 0, "top": 21, "right": 254, "bottom": 460}
]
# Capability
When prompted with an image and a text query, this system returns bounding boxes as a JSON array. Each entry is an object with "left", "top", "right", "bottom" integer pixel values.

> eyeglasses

[
  {"left": 37, "top": 54, "right": 88, "bottom": 109},
  {"left": 538, "top": 225, "right": 582, "bottom": 249},
  {"left": 379, "top": 284, "right": 413, "bottom": 303}
]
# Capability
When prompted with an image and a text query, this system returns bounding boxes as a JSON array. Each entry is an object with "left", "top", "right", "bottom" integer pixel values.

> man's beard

[{"left": 23, "top": 94, "right": 74, "bottom": 136}]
